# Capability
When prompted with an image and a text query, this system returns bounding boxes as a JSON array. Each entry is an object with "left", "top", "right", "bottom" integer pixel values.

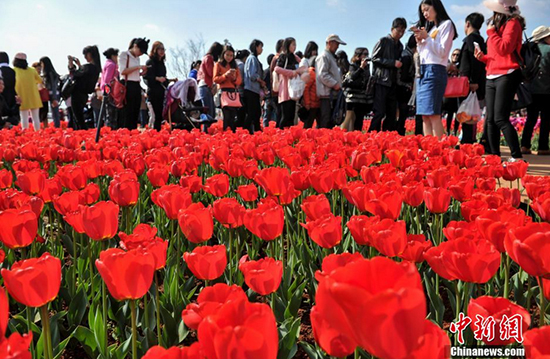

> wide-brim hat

[
  {"left": 531, "top": 26, "right": 550, "bottom": 42},
  {"left": 326, "top": 34, "right": 347, "bottom": 45},
  {"left": 483, "top": 0, "right": 521, "bottom": 15},
  {"left": 14, "top": 53, "right": 27, "bottom": 60}
]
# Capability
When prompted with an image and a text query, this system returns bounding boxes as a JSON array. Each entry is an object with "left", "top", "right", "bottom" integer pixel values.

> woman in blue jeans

[
  {"left": 40, "top": 57, "right": 61, "bottom": 128},
  {"left": 413, "top": 0, "right": 457, "bottom": 138}
]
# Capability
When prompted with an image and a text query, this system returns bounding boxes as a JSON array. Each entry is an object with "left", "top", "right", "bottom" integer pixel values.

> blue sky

[{"left": 1, "top": 0, "right": 548, "bottom": 77}]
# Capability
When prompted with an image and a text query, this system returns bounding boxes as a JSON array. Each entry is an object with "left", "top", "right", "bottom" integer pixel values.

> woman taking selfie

[
  {"left": 69, "top": 45, "right": 101, "bottom": 130},
  {"left": 413, "top": 0, "right": 457, "bottom": 138},
  {"left": 145, "top": 41, "right": 169, "bottom": 131},
  {"left": 341, "top": 47, "right": 371, "bottom": 131},
  {"left": 119, "top": 38, "right": 149, "bottom": 130},
  {"left": 475, "top": 0, "right": 524, "bottom": 160},
  {"left": 213, "top": 45, "right": 242, "bottom": 132}
]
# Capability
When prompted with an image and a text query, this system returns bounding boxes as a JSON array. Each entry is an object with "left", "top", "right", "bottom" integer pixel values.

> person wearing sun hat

[
  {"left": 12, "top": 52, "right": 43, "bottom": 131},
  {"left": 521, "top": 26, "right": 550, "bottom": 155},
  {"left": 474, "top": 0, "right": 525, "bottom": 161}
]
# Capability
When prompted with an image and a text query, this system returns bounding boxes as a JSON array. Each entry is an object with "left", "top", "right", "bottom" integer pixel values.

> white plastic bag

[
  {"left": 457, "top": 92, "right": 482, "bottom": 125},
  {"left": 288, "top": 76, "right": 306, "bottom": 101}
]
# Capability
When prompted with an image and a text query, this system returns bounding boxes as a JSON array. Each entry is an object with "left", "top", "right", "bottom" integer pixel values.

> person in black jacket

[
  {"left": 145, "top": 41, "right": 169, "bottom": 131},
  {"left": 341, "top": 47, "right": 371, "bottom": 131},
  {"left": 0, "top": 52, "right": 19, "bottom": 125},
  {"left": 396, "top": 35, "right": 417, "bottom": 135},
  {"left": 369, "top": 17, "right": 406, "bottom": 132},
  {"left": 458, "top": 12, "right": 487, "bottom": 144},
  {"left": 68, "top": 45, "right": 101, "bottom": 129},
  {"left": 0, "top": 78, "right": 16, "bottom": 128}
]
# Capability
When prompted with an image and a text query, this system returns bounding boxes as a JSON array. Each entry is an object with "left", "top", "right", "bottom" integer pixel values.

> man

[
  {"left": 0, "top": 52, "right": 19, "bottom": 125},
  {"left": 316, "top": 34, "right": 346, "bottom": 128},
  {"left": 396, "top": 34, "right": 417, "bottom": 135},
  {"left": 458, "top": 12, "right": 487, "bottom": 144},
  {"left": 369, "top": 18, "right": 406, "bottom": 132}
]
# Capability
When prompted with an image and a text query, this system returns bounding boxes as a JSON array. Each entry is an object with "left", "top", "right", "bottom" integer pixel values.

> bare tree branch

[{"left": 168, "top": 33, "right": 206, "bottom": 79}]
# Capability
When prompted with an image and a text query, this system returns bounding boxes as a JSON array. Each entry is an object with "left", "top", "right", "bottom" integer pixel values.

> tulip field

[{"left": 1, "top": 122, "right": 550, "bottom": 359}]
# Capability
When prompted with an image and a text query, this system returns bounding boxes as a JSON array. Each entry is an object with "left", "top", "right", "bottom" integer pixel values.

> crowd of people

[{"left": 0, "top": 0, "right": 549, "bottom": 160}]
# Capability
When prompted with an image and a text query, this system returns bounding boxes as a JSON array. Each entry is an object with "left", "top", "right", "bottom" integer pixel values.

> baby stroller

[{"left": 163, "top": 78, "right": 216, "bottom": 131}]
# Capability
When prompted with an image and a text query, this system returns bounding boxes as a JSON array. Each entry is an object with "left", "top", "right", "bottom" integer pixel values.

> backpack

[
  {"left": 515, "top": 33, "right": 542, "bottom": 82},
  {"left": 59, "top": 75, "right": 75, "bottom": 101},
  {"left": 331, "top": 90, "right": 346, "bottom": 126}
]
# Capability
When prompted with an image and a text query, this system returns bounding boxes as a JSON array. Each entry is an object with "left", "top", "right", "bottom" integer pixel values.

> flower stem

[
  {"left": 155, "top": 273, "right": 162, "bottom": 347},
  {"left": 102, "top": 240, "right": 108, "bottom": 356},
  {"left": 26, "top": 306, "right": 35, "bottom": 358},
  {"left": 40, "top": 305, "right": 54, "bottom": 359},
  {"left": 130, "top": 300, "right": 138, "bottom": 359},
  {"left": 540, "top": 277, "right": 547, "bottom": 327},
  {"left": 503, "top": 254, "right": 511, "bottom": 299}
]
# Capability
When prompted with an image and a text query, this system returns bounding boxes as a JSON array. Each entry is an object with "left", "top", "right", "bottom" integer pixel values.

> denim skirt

[{"left": 416, "top": 64, "right": 447, "bottom": 116}]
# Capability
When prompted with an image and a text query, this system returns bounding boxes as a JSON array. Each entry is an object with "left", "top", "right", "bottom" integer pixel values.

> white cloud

[{"left": 450, "top": 3, "right": 491, "bottom": 16}]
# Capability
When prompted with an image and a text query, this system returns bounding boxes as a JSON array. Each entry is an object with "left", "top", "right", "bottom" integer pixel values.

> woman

[
  {"left": 443, "top": 48, "right": 462, "bottom": 135},
  {"left": 475, "top": 0, "right": 524, "bottom": 160},
  {"left": 302, "top": 56, "right": 320, "bottom": 128},
  {"left": 145, "top": 41, "right": 169, "bottom": 131},
  {"left": 69, "top": 45, "right": 101, "bottom": 130},
  {"left": 32, "top": 62, "right": 50, "bottom": 127},
  {"left": 119, "top": 38, "right": 149, "bottom": 130},
  {"left": 336, "top": 50, "right": 350, "bottom": 80},
  {"left": 235, "top": 49, "right": 250, "bottom": 129},
  {"left": 198, "top": 42, "right": 224, "bottom": 119},
  {"left": 274, "top": 37, "right": 306, "bottom": 129},
  {"left": 13, "top": 53, "right": 42, "bottom": 130},
  {"left": 100, "top": 48, "right": 120, "bottom": 128},
  {"left": 40, "top": 57, "right": 61, "bottom": 128},
  {"left": 244, "top": 39, "right": 266, "bottom": 133},
  {"left": 213, "top": 46, "right": 242, "bottom": 132},
  {"left": 341, "top": 47, "right": 371, "bottom": 131},
  {"left": 413, "top": 0, "right": 458, "bottom": 138},
  {"left": 521, "top": 26, "right": 550, "bottom": 156},
  {"left": 189, "top": 61, "right": 201, "bottom": 80},
  {"left": 300, "top": 41, "right": 319, "bottom": 68}
]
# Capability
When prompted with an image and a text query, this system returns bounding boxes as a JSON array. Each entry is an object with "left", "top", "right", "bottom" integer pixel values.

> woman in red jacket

[
  {"left": 213, "top": 46, "right": 242, "bottom": 132},
  {"left": 475, "top": 0, "right": 524, "bottom": 160},
  {"left": 198, "top": 42, "right": 224, "bottom": 120}
]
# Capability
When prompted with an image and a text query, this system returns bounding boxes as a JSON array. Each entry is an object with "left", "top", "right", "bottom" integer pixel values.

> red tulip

[
  {"left": 0, "top": 286, "right": 8, "bottom": 339},
  {"left": 178, "top": 203, "right": 214, "bottom": 244},
  {"left": 461, "top": 200, "right": 490, "bottom": 222},
  {"left": 203, "top": 174, "right": 230, "bottom": 197},
  {"left": 96, "top": 248, "right": 155, "bottom": 301},
  {"left": 475, "top": 206, "right": 529, "bottom": 253},
  {"left": 0, "top": 208, "right": 37, "bottom": 249},
  {"left": 449, "top": 178, "right": 475, "bottom": 202},
  {"left": 147, "top": 165, "right": 170, "bottom": 188},
  {"left": 1, "top": 253, "right": 61, "bottom": 307},
  {"left": 182, "top": 283, "right": 247, "bottom": 330},
  {"left": 314, "top": 252, "right": 364, "bottom": 281},
  {"left": 109, "top": 177, "right": 140, "bottom": 207},
  {"left": 142, "top": 343, "right": 205, "bottom": 359},
  {"left": 239, "top": 256, "right": 283, "bottom": 295},
  {"left": 502, "top": 160, "right": 528, "bottom": 181},
  {"left": 57, "top": 164, "right": 87, "bottom": 190},
  {"left": 403, "top": 181, "right": 425, "bottom": 207},
  {"left": 424, "top": 187, "right": 452, "bottom": 214},
  {"left": 183, "top": 245, "right": 227, "bottom": 280},
  {"left": 524, "top": 325, "right": 550, "bottom": 358},
  {"left": 399, "top": 234, "right": 433, "bottom": 263},
  {"left": 64, "top": 208, "right": 86, "bottom": 234},
  {"left": 468, "top": 296, "right": 530, "bottom": 346},
  {"left": 119, "top": 225, "right": 168, "bottom": 270},
  {"left": 347, "top": 215, "right": 377, "bottom": 246},
  {"left": 0, "top": 169, "right": 13, "bottom": 189},
  {"left": 533, "top": 192, "right": 550, "bottom": 223},
  {"left": 301, "top": 215, "right": 342, "bottom": 249},
  {"left": 52, "top": 190, "right": 84, "bottom": 216},
  {"left": 0, "top": 332, "right": 33, "bottom": 359},
  {"left": 426, "top": 168, "right": 451, "bottom": 188},
  {"left": 505, "top": 222, "right": 550, "bottom": 278},
  {"left": 198, "top": 296, "right": 278, "bottom": 359},
  {"left": 301, "top": 194, "right": 332, "bottom": 222},
  {"left": 180, "top": 175, "right": 203, "bottom": 193},
  {"left": 312, "top": 256, "right": 426, "bottom": 359},
  {"left": 15, "top": 169, "right": 46, "bottom": 195},
  {"left": 254, "top": 167, "right": 291, "bottom": 196},
  {"left": 79, "top": 182, "right": 100, "bottom": 205},
  {"left": 212, "top": 198, "right": 245, "bottom": 229},
  {"left": 443, "top": 220, "right": 478, "bottom": 241},
  {"left": 243, "top": 200, "right": 284, "bottom": 241},
  {"left": 424, "top": 235, "right": 500, "bottom": 283},
  {"left": 366, "top": 219, "right": 408, "bottom": 257},
  {"left": 235, "top": 184, "right": 258, "bottom": 202},
  {"left": 404, "top": 320, "right": 451, "bottom": 359},
  {"left": 152, "top": 185, "right": 193, "bottom": 220},
  {"left": 81, "top": 201, "right": 119, "bottom": 241},
  {"left": 309, "top": 167, "right": 335, "bottom": 194}
]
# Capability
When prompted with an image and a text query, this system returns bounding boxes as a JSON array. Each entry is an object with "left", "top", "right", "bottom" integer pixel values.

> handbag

[
  {"left": 444, "top": 76, "right": 469, "bottom": 98},
  {"left": 60, "top": 75, "right": 75, "bottom": 100},
  {"left": 39, "top": 88, "right": 50, "bottom": 102},
  {"left": 220, "top": 89, "right": 242, "bottom": 108},
  {"left": 511, "top": 83, "right": 533, "bottom": 111},
  {"left": 108, "top": 55, "right": 129, "bottom": 109},
  {"left": 271, "top": 56, "right": 288, "bottom": 93}
]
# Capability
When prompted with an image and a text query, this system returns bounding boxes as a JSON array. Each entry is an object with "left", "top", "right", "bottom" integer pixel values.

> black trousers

[
  {"left": 222, "top": 106, "right": 238, "bottom": 132},
  {"left": 319, "top": 98, "right": 335, "bottom": 129},
  {"left": 148, "top": 88, "right": 165, "bottom": 131},
  {"left": 71, "top": 92, "right": 88, "bottom": 130},
  {"left": 522, "top": 93, "right": 550, "bottom": 151},
  {"left": 396, "top": 86, "right": 412, "bottom": 136},
  {"left": 122, "top": 81, "right": 142, "bottom": 130},
  {"left": 415, "top": 115, "right": 423, "bottom": 135},
  {"left": 369, "top": 83, "right": 397, "bottom": 132},
  {"left": 303, "top": 107, "right": 319, "bottom": 129},
  {"left": 279, "top": 100, "right": 296, "bottom": 129},
  {"left": 485, "top": 70, "right": 522, "bottom": 158},
  {"left": 347, "top": 102, "right": 369, "bottom": 131},
  {"left": 244, "top": 90, "right": 261, "bottom": 133}
]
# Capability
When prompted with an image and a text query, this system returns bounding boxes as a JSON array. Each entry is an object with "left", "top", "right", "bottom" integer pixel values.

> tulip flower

[
  {"left": 235, "top": 184, "right": 258, "bottom": 202},
  {"left": 243, "top": 200, "right": 284, "bottom": 241},
  {"left": 142, "top": 343, "right": 205, "bottom": 359},
  {"left": 0, "top": 208, "right": 37, "bottom": 249},
  {"left": 81, "top": 201, "right": 119, "bottom": 241},
  {"left": 424, "top": 187, "right": 452, "bottom": 214},
  {"left": 198, "top": 296, "right": 278, "bottom": 359},
  {"left": 182, "top": 283, "right": 247, "bottom": 330},
  {"left": 523, "top": 326, "right": 550, "bottom": 358},
  {"left": 183, "top": 245, "right": 227, "bottom": 281},
  {"left": 108, "top": 177, "right": 140, "bottom": 207},
  {"left": 301, "top": 194, "right": 332, "bottom": 222},
  {"left": 180, "top": 175, "right": 203, "bottom": 193},
  {"left": 398, "top": 234, "right": 433, "bottom": 263},
  {"left": 254, "top": 167, "right": 292, "bottom": 196},
  {"left": 178, "top": 203, "right": 214, "bottom": 244},
  {"left": 152, "top": 184, "right": 193, "bottom": 220},
  {"left": 119, "top": 226, "right": 168, "bottom": 271},
  {"left": 212, "top": 198, "right": 245, "bottom": 229},
  {"left": 0, "top": 169, "right": 13, "bottom": 189},
  {"left": 239, "top": 256, "right": 283, "bottom": 295},
  {"left": 301, "top": 215, "right": 342, "bottom": 249},
  {"left": 147, "top": 165, "right": 170, "bottom": 188},
  {"left": 404, "top": 320, "right": 451, "bottom": 359},
  {"left": 15, "top": 169, "right": 46, "bottom": 195},
  {"left": 533, "top": 192, "right": 550, "bottom": 223},
  {"left": 505, "top": 222, "right": 550, "bottom": 279},
  {"left": 365, "top": 218, "right": 408, "bottom": 258},
  {"left": 57, "top": 164, "right": 87, "bottom": 190},
  {"left": 203, "top": 173, "right": 230, "bottom": 197}
]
